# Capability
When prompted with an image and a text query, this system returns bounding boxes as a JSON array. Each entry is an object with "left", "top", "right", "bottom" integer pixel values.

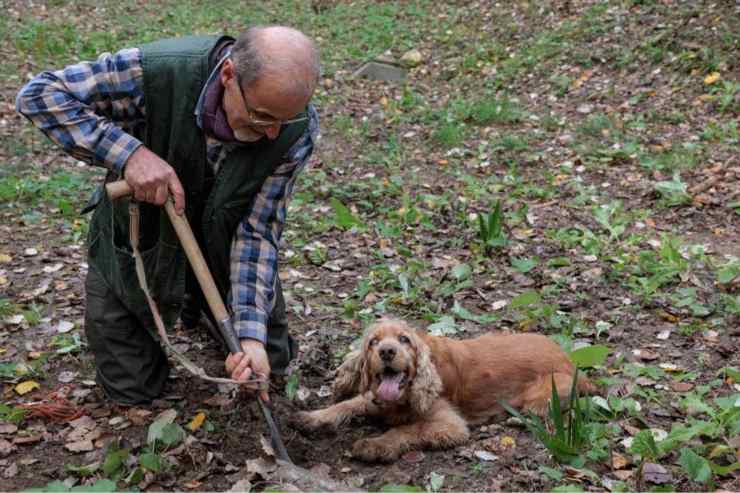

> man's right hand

[
  {"left": 225, "top": 339, "right": 271, "bottom": 403},
  {"left": 123, "top": 146, "right": 186, "bottom": 215}
]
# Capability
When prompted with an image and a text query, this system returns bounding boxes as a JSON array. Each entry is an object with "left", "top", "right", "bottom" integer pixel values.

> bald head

[{"left": 231, "top": 26, "right": 320, "bottom": 101}]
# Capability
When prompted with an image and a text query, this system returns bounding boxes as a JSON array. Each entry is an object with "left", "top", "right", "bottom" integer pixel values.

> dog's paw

[
  {"left": 290, "top": 410, "right": 336, "bottom": 433},
  {"left": 351, "top": 437, "right": 401, "bottom": 462}
]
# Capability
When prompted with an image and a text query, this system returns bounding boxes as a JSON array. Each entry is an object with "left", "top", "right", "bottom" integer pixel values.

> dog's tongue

[{"left": 378, "top": 373, "right": 404, "bottom": 402}]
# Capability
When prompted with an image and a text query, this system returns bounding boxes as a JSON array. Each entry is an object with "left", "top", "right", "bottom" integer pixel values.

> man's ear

[{"left": 221, "top": 58, "right": 236, "bottom": 85}]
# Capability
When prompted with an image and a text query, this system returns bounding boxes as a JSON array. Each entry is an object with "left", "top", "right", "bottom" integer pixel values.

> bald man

[{"left": 16, "top": 27, "right": 321, "bottom": 405}]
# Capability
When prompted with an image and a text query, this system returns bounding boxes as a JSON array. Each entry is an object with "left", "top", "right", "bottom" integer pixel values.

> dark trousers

[{"left": 84, "top": 264, "right": 295, "bottom": 406}]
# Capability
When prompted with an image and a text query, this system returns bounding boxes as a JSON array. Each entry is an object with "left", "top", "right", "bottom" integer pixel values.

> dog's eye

[
  {"left": 399, "top": 335, "right": 411, "bottom": 344},
  {"left": 369, "top": 338, "right": 379, "bottom": 347}
]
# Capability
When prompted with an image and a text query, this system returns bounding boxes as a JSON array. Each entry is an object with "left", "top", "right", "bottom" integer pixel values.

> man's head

[{"left": 220, "top": 26, "right": 320, "bottom": 142}]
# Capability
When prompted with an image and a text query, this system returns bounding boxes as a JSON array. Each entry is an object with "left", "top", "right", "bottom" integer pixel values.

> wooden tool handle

[
  {"left": 105, "top": 180, "right": 231, "bottom": 327},
  {"left": 105, "top": 180, "right": 134, "bottom": 200}
]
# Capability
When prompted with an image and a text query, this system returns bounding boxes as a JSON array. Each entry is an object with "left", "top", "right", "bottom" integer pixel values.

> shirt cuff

[
  {"left": 96, "top": 125, "right": 143, "bottom": 173},
  {"left": 233, "top": 311, "right": 269, "bottom": 345}
]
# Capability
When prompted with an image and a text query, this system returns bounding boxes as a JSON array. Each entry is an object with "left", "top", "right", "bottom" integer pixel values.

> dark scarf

[
  {"left": 201, "top": 75, "right": 237, "bottom": 142},
  {"left": 201, "top": 41, "right": 238, "bottom": 142}
]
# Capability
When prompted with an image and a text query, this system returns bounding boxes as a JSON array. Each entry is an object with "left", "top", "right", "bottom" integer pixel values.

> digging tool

[{"left": 105, "top": 179, "right": 293, "bottom": 464}]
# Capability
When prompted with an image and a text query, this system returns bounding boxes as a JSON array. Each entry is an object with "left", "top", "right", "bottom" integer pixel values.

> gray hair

[{"left": 231, "top": 26, "right": 320, "bottom": 99}]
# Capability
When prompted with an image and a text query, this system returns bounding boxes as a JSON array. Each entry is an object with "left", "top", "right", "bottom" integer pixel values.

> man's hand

[
  {"left": 123, "top": 146, "right": 186, "bottom": 215},
  {"left": 225, "top": 339, "right": 271, "bottom": 402}
]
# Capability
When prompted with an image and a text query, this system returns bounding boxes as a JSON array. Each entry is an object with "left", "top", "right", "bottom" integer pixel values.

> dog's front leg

[
  {"left": 293, "top": 392, "right": 379, "bottom": 432},
  {"left": 352, "top": 400, "right": 470, "bottom": 462}
]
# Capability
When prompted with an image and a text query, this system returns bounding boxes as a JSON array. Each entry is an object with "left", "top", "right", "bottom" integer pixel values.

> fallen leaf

[
  {"left": 670, "top": 381, "right": 694, "bottom": 392},
  {"left": 203, "top": 394, "right": 234, "bottom": 408},
  {"left": 2, "top": 461, "right": 18, "bottom": 479},
  {"left": 13, "top": 434, "right": 42, "bottom": 445},
  {"left": 633, "top": 349, "right": 659, "bottom": 361},
  {"left": 183, "top": 480, "right": 202, "bottom": 489},
  {"left": 612, "top": 452, "right": 630, "bottom": 469},
  {"left": 643, "top": 462, "right": 672, "bottom": 484},
  {"left": 0, "top": 253, "right": 12, "bottom": 263},
  {"left": 499, "top": 436, "right": 516, "bottom": 450},
  {"left": 65, "top": 440, "right": 94, "bottom": 452},
  {"left": 5, "top": 315, "right": 24, "bottom": 325},
  {"left": 127, "top": 408, "right": 152, "bottom": 426},
  {"left": 474, "top": 450, "right": 498, "bottom": 461},
  {"left": 703, "top": 330, "right": 719, "bottom": 343},
  {"left": 613, "top": 470, "right": 634, "bottom": 481},
  {"left": 187, "top": 412, "right": 206, "bottom": 431},
  {"left": 703, "top": 72, "right": 720, "bottom": 85},
  {"left": 229, "top": 479, "right": 252, "bottom": 492},
  {"left": 0, "top": 438, "right": 16, "bottom": 457},
  {"left": 69, "top": 416, "right": 96, "bottom": 430},
  {"left": 260, "top": 434, "right": 275, "bottom": 457},
  {"left": 245, "top": 457, "right": 277, "bottom": 478},
  {"left": 58, "top": 371, "right": 77, "bottom": 384},
  {"left": 14, "top": 380, "right": 40, "bottom": 395},
  {"left": 42, "top": 263, "right": 64, "bottom": 274},
  {"left": 491, "top": 300, "right": 508, "bottom": 310},
  {"left": 23, "top": 248, "right": 38, "bottom": 257},
  {"left": 656, "top": 330, "right": 671, "bottom": 340},
  {"left": 0, "top": 424, "right": 18, "bottom": 434},
  {"left": 57, "top": 321, "right": 75, "bottom": 333}
]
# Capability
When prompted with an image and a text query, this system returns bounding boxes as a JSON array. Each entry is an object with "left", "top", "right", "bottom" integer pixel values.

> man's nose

[
  {"left": 379, "top": 346, "right": 396, "bottom": 362},
  {"left": 264, "top": 123, "right": 281, "bottom": 140}
]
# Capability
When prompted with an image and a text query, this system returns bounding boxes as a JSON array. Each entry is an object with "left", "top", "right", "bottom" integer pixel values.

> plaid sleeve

[
  {"left": 15, "top": 47, "right": 146, "bottom": 173},
  {"left": 230, "top": 106, "right": 320, "bottom": 343}
]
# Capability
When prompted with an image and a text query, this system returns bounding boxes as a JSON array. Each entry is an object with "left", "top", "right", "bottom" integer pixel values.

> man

[{"left": 16, "top": 26, "right": 320, "bottom": 405}]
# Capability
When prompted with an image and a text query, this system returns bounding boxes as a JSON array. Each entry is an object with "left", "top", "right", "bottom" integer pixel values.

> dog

[{"left": 293, "top": 319, "right": 596, "bottom": 462}]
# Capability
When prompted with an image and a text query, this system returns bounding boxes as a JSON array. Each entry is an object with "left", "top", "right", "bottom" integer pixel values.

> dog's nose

[{"left": 379, "top": 346, "right": 396, "bottom": 362}]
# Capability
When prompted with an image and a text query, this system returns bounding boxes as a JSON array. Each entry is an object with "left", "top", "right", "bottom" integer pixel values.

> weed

[
  {"left": 0, "top": 298, "right": 17, "bottom": 318},
  {"left": 592, "top": 201, "right": 628, "bottom": 240},
  {"left": 501, "top": 372, "right": 594, "bottom": 467},
  {"left": 654, "top": 173, "right": 691, "bottom": 206},
  {"left": 477, "top": 199, "right": 508, "bottom": 253},
  {"left": 433, "top": 123, "right": 465, "bottom": 148}
]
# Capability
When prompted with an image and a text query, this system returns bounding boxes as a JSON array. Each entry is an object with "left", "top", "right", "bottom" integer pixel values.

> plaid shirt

[{"left": 16, "top": 47, "right": 319, "bottom": 344}]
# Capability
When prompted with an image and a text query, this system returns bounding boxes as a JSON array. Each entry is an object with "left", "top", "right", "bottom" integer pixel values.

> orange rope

[{"left": 17, "top": 385, "right": 86, "bottom": 423}]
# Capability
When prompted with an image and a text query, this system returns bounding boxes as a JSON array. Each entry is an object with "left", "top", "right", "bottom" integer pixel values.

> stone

[
  {"left": 353, "top": 62, "right": 407, "bottom": 82},
  {"left": 400, "top": 49, "right": 423, "bottom": 67}
]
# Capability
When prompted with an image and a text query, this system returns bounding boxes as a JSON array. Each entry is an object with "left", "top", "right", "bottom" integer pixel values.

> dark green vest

[{"left": 87, "top": 35, "right": 307, "bottom": 324}]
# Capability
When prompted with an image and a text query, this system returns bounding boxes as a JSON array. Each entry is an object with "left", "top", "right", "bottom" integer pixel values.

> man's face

[{"left": 220, "top": 58, "right": 309, "bottom": 142}]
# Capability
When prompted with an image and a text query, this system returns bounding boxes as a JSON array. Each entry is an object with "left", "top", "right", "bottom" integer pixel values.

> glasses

[{"left": 233, "top": 73, "right": 308, "bottom": 128}]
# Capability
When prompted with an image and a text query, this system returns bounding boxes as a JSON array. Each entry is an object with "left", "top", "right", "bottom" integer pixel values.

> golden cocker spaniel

[{"left": 294, "top": 319, "right": 596, "bottom": 462}]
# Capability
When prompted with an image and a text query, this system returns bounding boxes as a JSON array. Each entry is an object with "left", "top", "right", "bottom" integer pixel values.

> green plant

[
  {"left": 592, "top": 201, "right": 628, "bottom": 240},
  {"left": 0, "top": 298, "right": 17, "bottom": 318},
  {"left": 23, "top": 479, "right": 117, "bottom": 493},
  {"left": 433, "top": 123, "right": 464, "bottom": 148},
  {"left": 654, "top": 173, "right": 691, "bottom": 206},
  {"left": 501, "top": 372, "right": 593, "bottom": 466},
  {"left": 0, "top": 404, "right": 27, "bottom": 424},
  {"left": 477, "top": 199, "right": 508, "bottom": 253},
  {"left": 708, "top": 80, "right": 740, "bottom": 114},
  {"left": 628, "top": 235, "right": 689, "bottom": 299}
]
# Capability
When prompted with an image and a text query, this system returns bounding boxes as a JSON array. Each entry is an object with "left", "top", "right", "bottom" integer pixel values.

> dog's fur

[{"left": 294, "top": 319, "right": 596, "bottom": 462}]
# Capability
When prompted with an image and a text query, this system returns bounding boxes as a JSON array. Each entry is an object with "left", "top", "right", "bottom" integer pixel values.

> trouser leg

[
  {"left": 83, "top": 264, "right": 169, "bottom": 405},
  {"left": 265, "top": 278, "right": 296, "bottom": 375}
]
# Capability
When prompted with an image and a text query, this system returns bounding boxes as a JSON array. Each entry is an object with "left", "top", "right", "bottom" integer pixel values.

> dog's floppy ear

[
  {"left": 332, "top": 350, "right": 364, "bottom": 401},
  {"left": 408, "top": 332, "right": 442, "bottom": 415}
]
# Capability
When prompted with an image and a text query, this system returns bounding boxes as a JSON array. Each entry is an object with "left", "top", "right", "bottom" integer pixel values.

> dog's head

[{"left": 357, "top": 319, "right": 442, "bottom": 415}]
